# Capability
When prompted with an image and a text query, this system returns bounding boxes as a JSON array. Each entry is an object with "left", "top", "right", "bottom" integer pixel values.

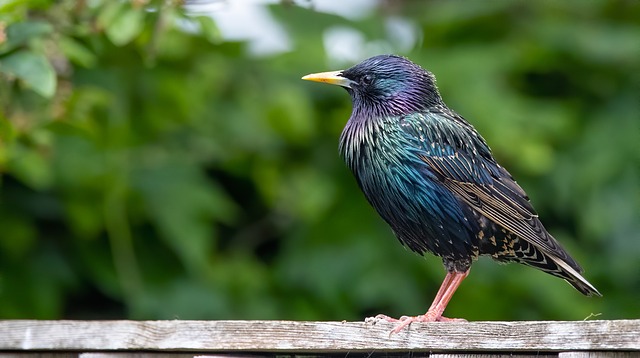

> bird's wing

[{"left": 403, "top": 109, "right": 581, "bottom": 270}]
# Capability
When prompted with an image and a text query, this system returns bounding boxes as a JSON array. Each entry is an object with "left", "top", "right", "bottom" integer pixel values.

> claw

[
  {"left": 373, "top": 312, "right": 467, "bottom": 334},
  {"left": 375, "top": 314, "right": 399, "bottom": 323}
]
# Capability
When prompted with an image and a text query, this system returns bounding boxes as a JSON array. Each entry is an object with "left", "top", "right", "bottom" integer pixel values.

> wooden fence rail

[{"left": 1, "top": 320, "right": 639, "bottom": 357}]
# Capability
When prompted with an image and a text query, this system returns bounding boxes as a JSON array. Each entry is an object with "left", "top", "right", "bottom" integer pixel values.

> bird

[{"left": 302, "top": 55, "right": 600, "bottom": 333}]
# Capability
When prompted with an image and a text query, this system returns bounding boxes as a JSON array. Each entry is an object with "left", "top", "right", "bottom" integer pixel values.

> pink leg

[{"left": 376, "top": 270, "right": 469, "bottom": 334}]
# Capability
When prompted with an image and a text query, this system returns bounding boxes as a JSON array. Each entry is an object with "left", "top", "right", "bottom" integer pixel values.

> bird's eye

[{"left": 361, "top": 74, "right": 374, "bottom": 85}]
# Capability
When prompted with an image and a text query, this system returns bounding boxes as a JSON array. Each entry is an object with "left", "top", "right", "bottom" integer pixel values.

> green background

[{"left": 0, "top": 0, "right": 638, "bottom": 321}]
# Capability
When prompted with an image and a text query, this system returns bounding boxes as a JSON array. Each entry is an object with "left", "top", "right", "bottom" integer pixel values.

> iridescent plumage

[{"left": 303, "top": 55, "right": 599, "bottom": 332}]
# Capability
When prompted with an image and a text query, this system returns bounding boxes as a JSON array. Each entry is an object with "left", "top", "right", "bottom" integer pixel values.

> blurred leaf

[
  {"left": 99, "top": 2, "right": 144, "bottom": 46},
  {"left": 96, "top": 1, "right": 125, "bottom": 31},
  {"left": 59, "top": 36, "right": 97, "bottom": 68},
  {"left": 0, "top": 20, "right": 52, "bottom": 54},
  {"left": 0, "top": 50, "right": 56, "bottom": 97},
  {"left": 195, "top": 16, "right": 222, "bottom": 44}
]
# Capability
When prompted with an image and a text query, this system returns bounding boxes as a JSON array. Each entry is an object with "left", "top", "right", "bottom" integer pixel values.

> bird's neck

[{"left": 351, "top": 92, "right": 442, "bottom": 119}]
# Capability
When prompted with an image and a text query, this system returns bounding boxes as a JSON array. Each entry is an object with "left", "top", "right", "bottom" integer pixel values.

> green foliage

[
  {"left": 0, "top": 0, "right": 638, "bottom": 321},
  {"left": 0, "top": 50, "right": 56, "bottom": 97},
  {"left": 0, "top": 20, "right": 56, "bottom": 97}
]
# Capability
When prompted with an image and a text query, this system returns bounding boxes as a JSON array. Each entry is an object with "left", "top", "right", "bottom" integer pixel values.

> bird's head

[{"left": 302, "top": 55, "right": 442, "bottom": 116}]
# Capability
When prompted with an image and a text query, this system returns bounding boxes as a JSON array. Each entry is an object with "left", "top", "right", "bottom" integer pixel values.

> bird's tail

[
  {"left": 514, "top": 238, "right": 601, "bottom": 296},
  {"left": 549, "top": 255, "right": 601, "bottom": 297}
]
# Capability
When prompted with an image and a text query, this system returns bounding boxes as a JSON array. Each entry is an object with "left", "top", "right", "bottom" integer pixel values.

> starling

[{"left": 302, "top": 55, "right": 600, "bottom": 333}]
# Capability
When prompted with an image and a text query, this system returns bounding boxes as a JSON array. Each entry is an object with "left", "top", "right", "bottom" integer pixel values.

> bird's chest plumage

[
  {"left": 339, "top": 117, "right": 416, "bottom": 208},
  {"left": 339, "top": 116, "right": 478, "bottom": 261},
  {"left": 339, "top": 118, "right": 405, "bottom": 191}
]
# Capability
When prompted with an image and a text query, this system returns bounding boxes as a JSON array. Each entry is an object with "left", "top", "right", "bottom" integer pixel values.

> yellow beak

[{"left": 301, "top": 70, "right": 353, "bottom": 88}]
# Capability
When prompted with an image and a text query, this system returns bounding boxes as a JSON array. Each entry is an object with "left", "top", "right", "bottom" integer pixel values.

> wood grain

[{"left": 0, "top": 320, "right": 638, "bottom": 353}]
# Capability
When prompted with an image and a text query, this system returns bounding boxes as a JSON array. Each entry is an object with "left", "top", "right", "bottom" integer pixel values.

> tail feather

[
  {"left": 514, "top": 245, "right": 602, "bottom": 296},
  {"left": 508, "top": 237, "right": 601, "bottom": 296},
  {"left": 551, "top": 256, "right": 601, "bottom": 297}
]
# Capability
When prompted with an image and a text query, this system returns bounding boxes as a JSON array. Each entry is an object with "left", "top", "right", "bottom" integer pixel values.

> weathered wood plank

[
  {"left": 559, "top": 353, "right": 640, "bottom": 358},
  {"left": 80, "top": 355, "right": 202, "bottom": 358},
  {"left": 0, "top": 355, "right": 78, "bottom": 358},
  {"left": 0, "top": 320, "right": 638, "bottom": 353},
  {"left": 432, "top": 354, "right": 556, "bottom": 358}
]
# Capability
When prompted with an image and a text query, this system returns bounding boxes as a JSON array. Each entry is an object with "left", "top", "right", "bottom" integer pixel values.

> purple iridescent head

[{"left": 303, "top": 55, "right": 443, "bottom": 116}]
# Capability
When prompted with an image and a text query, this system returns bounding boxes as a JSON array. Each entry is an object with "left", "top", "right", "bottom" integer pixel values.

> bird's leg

[
  {"left": 372, "top": 272, "right": 457, "bottom": 323},
  {"left": 425, "top": 270, "right": 468, "bottom": 321},
  {"left": 387, "top": 270, "right": 469, "bottom": 334}
]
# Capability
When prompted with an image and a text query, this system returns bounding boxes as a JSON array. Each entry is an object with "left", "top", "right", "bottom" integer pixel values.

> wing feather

[{"left": 402, "top": 109, "right": 582, "bottom": 271}]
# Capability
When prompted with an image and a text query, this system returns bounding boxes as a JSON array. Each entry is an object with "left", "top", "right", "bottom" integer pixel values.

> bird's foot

[
  {"left": 369, "top": 312, "right": 466, "bottom": 334},
  {"left": 368, "top": 314, "right": 399, "bottom": 323}
]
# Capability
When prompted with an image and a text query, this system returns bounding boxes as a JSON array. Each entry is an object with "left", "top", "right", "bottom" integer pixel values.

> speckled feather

[{"left": 336, "top": 55, "right": 599, "bottom": 296}]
